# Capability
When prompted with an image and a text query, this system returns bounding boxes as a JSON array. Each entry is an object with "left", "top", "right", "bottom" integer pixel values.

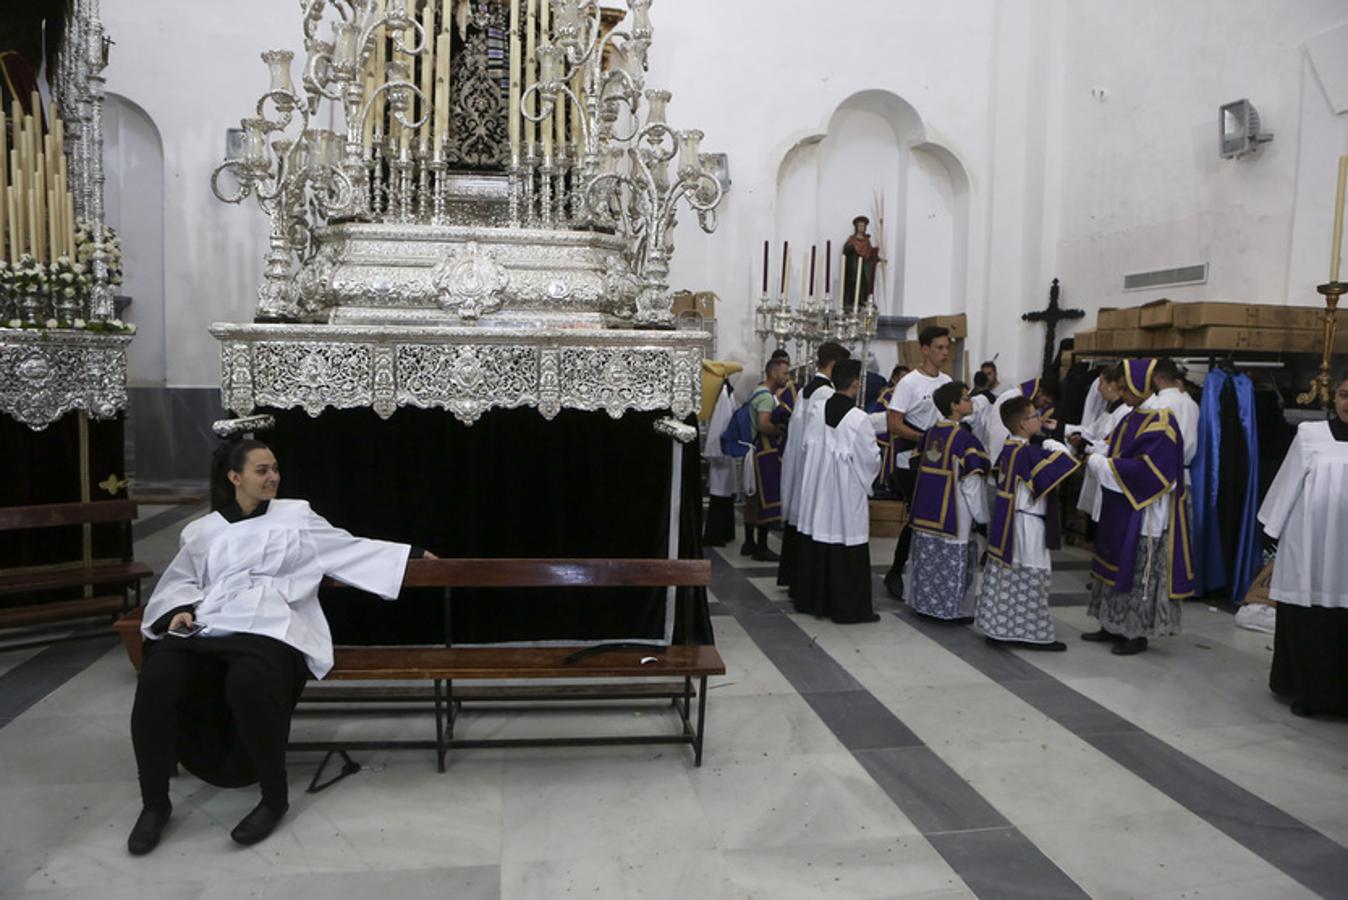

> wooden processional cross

[{"left": 1022, "top": 278, "right": 1085, "bottom": 380}]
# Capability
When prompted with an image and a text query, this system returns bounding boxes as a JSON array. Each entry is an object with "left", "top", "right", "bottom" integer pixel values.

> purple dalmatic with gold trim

[
  {"left": 869, "top": 384, "right": 899, "bottom": 487},
  {"left": 1090, "top": 407, "right": 1196, "bottom": 598},
  {"left": 987, "top": 440, "right": 1080, "bottom": 565},
  {"left": 909, "top": 421, "right": 991, "bottom": 538}
]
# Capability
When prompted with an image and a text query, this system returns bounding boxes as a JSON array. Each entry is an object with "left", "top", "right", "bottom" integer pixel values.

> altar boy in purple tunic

[
  {"left": 1084, "top": 358, "right": 1195, "bottom": 656},
  {"left": 904, "top": 382, "right": 991, "bottom": 622},
  {"left": 974, "top": 395, "right": 1080, "bottom": 651}
]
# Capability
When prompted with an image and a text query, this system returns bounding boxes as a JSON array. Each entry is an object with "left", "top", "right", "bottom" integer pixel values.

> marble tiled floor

[{"left": 1, "top": 514, "right": 1346, "bottom": 899}]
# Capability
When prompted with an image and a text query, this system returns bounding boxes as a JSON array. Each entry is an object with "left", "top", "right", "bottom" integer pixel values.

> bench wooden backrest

[
  {"left": 0, "top": 500, "right": 139, "bottom": 532},
  {"left": 324, "top": 558, "right": 710, "bottom": 590}
]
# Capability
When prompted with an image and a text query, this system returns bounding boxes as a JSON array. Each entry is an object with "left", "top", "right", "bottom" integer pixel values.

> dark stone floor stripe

[
  {"left": 0, "top": 636, "right": 118, "bottom": 728},
  {"left": 132, "top": 502, "right": 206, "bottom": 541},
  {"left": 889, "top": 585, "right": 1348, "bottom": 899},
  {"left": 709, "top": 553, "right": 1088, "bottom": 900}
]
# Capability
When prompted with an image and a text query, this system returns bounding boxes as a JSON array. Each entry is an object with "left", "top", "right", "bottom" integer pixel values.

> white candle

[
  {"left": 508, "top": 0, "right": 521, "bottom": 162},
  {"left": 540, "top": 0, "right": 552, "bottom": 161},
  {"left": 419, "top": 1, "right": 436, "bottom": 147},
  {"left": 1331, "top": 155, "right": 1348, "bottom": 283},
  {"left": 525, "top": 0, "right": 537, "bottom": 157},
  {"left": 433, "top": 33, "right": 451, "bottom": 149}
]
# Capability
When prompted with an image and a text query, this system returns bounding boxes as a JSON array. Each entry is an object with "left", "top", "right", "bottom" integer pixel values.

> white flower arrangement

[{"left": 74, "top": 222, "right": 124, "bottom": 287}]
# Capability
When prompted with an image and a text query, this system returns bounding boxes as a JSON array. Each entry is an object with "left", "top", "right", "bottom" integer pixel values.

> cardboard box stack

[{"left": 1075, "top": 299, "right": 1342, "bottom": 355}]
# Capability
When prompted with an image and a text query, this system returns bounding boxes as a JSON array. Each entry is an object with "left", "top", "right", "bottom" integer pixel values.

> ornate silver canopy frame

[
  {"left": 211, "top": 0, "right": 720, "bottom": 425},
  {"left": 0, "top": 329, "right": 131, "bottom": 430}
]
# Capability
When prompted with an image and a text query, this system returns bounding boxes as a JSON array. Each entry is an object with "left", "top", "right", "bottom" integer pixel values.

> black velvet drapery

[{"left": 262, "top": 406, "right": 712, "bottom": 646}]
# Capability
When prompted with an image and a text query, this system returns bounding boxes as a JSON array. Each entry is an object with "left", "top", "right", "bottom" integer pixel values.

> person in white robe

[
  {"left": 795, "top": 359, "right": 883, "bottom": 623},
  {"left": 701, "top": 361, "right": 743, "bottom": 547},
  {"left": 1257, "top": 371, "right": 1348, "bottom": 717},
  {"left": 776, "top": 341, "right": 850, "bottom": 587},
  {"left": 1069, "top": 364, "right": 1133, "bottom": 522},
  {"left": 128, "top": 439, "right": 432, "bottom": 855}
]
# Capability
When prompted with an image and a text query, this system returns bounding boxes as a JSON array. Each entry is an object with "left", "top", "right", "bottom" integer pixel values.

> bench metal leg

[
  {"left": 694, "top": 675, "right": 709, "bottom": 767},
  {"left": 307, "top": 749, "right": 362, "bottom": 793},
  {"left": 434, "top": 679, "right": 447, "bottom": 773}
]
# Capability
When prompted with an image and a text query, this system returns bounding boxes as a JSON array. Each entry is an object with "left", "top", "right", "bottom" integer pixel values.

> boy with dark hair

[
  {"left": 777, "top": 341, "right": 850, "bottom": 586},
  {"left": 974, "top": 395, "right": 1080, "bottom": 651},
  {"left": 904, "top": 381, "right": 991, "bottom": 622},
  {"left": 882, "top": 326, "right": 952, "bottom": 600},
  {"left": 794, "top": 358, "right": 882, "bottom": 623}
]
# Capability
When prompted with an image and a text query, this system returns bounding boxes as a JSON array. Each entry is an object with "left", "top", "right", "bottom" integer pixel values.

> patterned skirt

[
  {"left": 975, "top": 557, "right": 1056, "bottom": 643},
  {"left": 1088, "top": 534, "right": 1182, "bottom": 639},
  {"left": 906, "top": 531, "right": 978, "bottom": 620}
]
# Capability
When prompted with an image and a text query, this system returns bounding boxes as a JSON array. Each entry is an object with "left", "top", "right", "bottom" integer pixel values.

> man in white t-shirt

[{"left": 882, "top": 326, "right": 953, "bottom": 600}]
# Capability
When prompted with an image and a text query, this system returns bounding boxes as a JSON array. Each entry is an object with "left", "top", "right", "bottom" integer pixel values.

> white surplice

[
  {"left": 781, "top": 378, "right": 828, "bottom": 527},
  {"left": 804, "top": 405, "right": 881, "bottom": 546},
  {"left": 794, "top": 384, "right": 837, "bottom": 537},
  {"left": 1152, "top": 386, "right": 1200, "bottom": 468},
  {"left": 1080, "top": 377, "right": 1107, "bottom": 433},
  {"left": 1257, "top": 421, "right": 1348, "bottom": 609},
  {"left": 141, "top": 499, "right": 412, "bottom": 677},
  {"left": 703, "top": 384, "right": 739, "bottom": 499},
  {"left": 1074, "top": 402, "right": 1134, "bottom": 520}
]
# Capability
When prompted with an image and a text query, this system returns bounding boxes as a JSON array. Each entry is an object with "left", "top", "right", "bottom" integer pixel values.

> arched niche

[
  {"left": 104, "top": 93, "right": 166, "bottom": 386},
  {"left": 772, "top": 91, "right": 970, "bottom": 318}
]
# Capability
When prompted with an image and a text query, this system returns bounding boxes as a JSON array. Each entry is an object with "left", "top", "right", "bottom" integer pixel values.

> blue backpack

[{"left": 720, "top": 387, "right": 771, "bottom": 458}]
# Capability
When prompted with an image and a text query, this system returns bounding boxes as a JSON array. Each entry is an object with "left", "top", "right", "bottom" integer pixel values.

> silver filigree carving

[
  {"left": 654, "top": 417, "right": 696, "bottom": 443},
  {"left": 430, "top": 241, "right": 510, "bottom": 320},
  {"left": 211, "top": 322, "right": 705, "bottom": 423},
  {"left": 212, "top": 414, "right": 276, "bottom": 437},
  {"left": 0, "top": 330, "right": 131, "bottom": 429}
]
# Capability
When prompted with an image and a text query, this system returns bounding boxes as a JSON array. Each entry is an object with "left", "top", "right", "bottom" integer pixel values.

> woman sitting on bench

[{"left": 127, "top": 438, "right": 435, "bottom": 855}]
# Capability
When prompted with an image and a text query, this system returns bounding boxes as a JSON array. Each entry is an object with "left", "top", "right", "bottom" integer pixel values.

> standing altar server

[
  {"left": 128, "top": 440, "right": 433, "bottom": 855},
  {"left": 975, "top": 396, "right": 1080, "bottom": 650},
  {"left": 776, "top": 341, "right": 850, "bottom": 587},
  {"left": 1258, "top": 372, "right": 1348, "bottom": 717},
  {"left": 904, "top": 381, "right": 991, "bottom": 622},
  {"left": 1084, "top": 358, "right": 1195, "bottom": 656},
  {"left": 795, "top": 358, "right": 883, "bottom": 623}
]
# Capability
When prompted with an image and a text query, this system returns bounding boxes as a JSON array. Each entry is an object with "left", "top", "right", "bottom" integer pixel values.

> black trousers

[
  {"left": 131, "top": 634, "right": 309, "bottom": 811},
  {"left": 884, "top": 466, "right": 918, "bottom": 587}
]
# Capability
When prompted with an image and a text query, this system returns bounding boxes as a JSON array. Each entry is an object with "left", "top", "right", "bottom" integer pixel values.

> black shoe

[
  {"left": 230, "top": 800, "right": 288, "bottom": 847},
  {"left": 752, "top": 547, "right": 781, "bottom": 562},
  {"left": 127, "top": 806, "right": 171, "bottom": 856},
  {"left": 883, "top": 574, "right": 904, "bottom": 602},
  {"left": 950, "top": 616, "right": 976, "bottom": 625},
  {"left": 740, "top": 542, "right": 759, "bottom": 557},
  {"left": 1111, "top": 637, "right": 1148, "bottom": 656},
  {"left": 1081, "top": 628, "right": 1125, "bottom": 643}
]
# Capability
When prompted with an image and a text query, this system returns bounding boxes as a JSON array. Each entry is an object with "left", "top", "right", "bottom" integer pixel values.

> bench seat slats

[
  {"left": 327, "top": 558, "right": 710, "bottom": 590},
  {"left": 0, "top": 500, "right": 140, "bottom": 531},
  {"left": 0, "top": 562, "right": 153, "bottom": 595},
  {"left": 327, "top": 645, "right": 725, "bottom": 680}
]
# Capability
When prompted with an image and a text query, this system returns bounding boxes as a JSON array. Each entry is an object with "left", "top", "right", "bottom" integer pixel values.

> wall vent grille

[{"left": 1123, "top": 263, "right": 1208, "bottom": 292}]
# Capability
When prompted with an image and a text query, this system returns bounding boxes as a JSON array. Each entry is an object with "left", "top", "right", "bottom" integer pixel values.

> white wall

[
  {"left": 1053, "top": 0, "right": 1348, "bottom": 346},
  {"left": 105, "top": 95, "right": 166, "bottom": 387},
  {"left": 99, "top": 0, "right": 1348, "bottom": 393}
]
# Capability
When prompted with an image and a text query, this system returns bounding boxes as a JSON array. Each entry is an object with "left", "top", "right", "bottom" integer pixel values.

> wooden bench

[
  {"left": 0, "top": 500, "right": 152, "bottom": 648},
  {"left": 116, "top": 557, "right": 723, "bottom": 790}
]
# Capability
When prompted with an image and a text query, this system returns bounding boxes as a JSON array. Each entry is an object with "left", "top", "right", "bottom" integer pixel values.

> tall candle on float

[
  {"left": 0, "top": 110, "right": 7, "bottom": 259},
  {"left": 779, "top": 241, "right": 789, "bottom": 299},
  {"left": 508, "top": 0, "right": 521, "bottom": 162},
  {"left": 419, "top": 1, "right": 436, "bottom": 149},
  {"left": 433, "top": 32, "right": 451, "bottom": 152},
  {"left": 539, "top": 0, "right": 551, "bottom": 161},
  {"left": 525, "top": 0, "right": 537, "bottom": 159},
  {"left": 808, "top": 245, "right": 817, "bottom": 297},
  {"left": 824, "top": 240, "right": 831, "bottom": 297},
  {"left": 372, "top": 0, "right": 387, "bottom": 142},
  {"left": 761, "top": 240, "right": 769, "bottom": 294},
  {"left": 1330, "top": 155, "right": 1348, "bottom": 283}
]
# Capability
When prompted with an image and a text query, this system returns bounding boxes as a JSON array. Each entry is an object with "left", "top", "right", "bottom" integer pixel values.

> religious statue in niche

[{"left": 842, "top": 215, "right": 881, "bottom": 309}]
